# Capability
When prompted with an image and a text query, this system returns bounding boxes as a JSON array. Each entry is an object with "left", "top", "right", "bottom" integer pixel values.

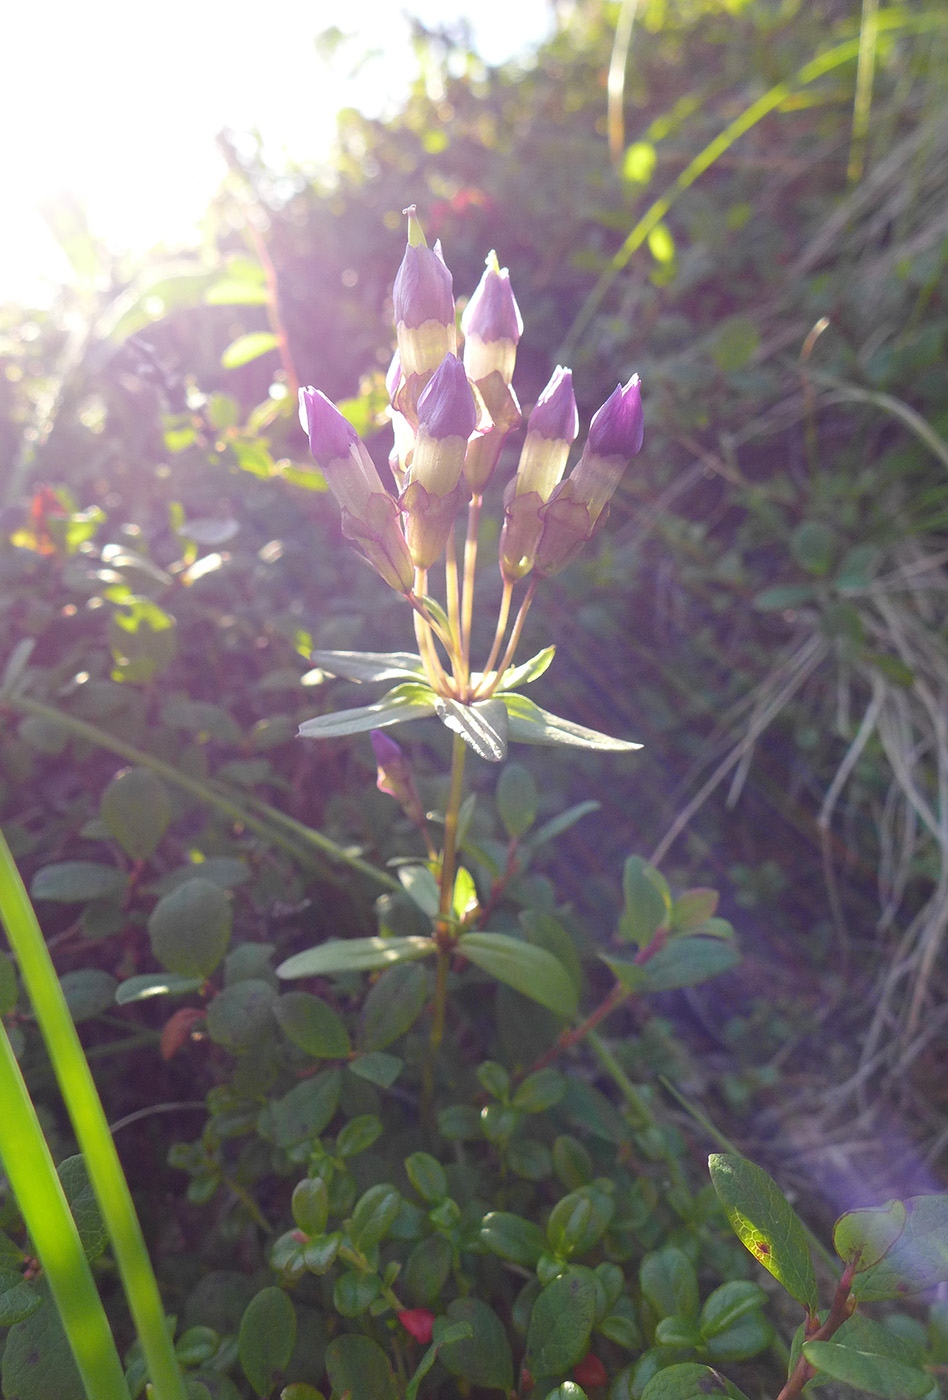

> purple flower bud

[
  {"left": 298, "top": 386, "right": 414, "bottom": 593},
  {"left": 462, "top": 252, "right": 522, "bottom": 386},
  {"left": 526, "top": 366, "right": 578, "bottom": 443},
  {"left": 371, "top": 729, "right": 426, "bottom": 824},
  {"left": 587, "top": 375, "right": 643, "bottom": 459},
  {"left": 393, "top": 211, "right": 455, "bottom": 331},
  {"left": 299, "top": 387, "right": 358, "bottom": 464},
  {"left": 509, "top": 367, "right": 578, "bottom": 509},
  {"left": 416, "top": 354, "right": 477, "bottom": 442},
  {"left": 463, "top": 248, "right": 522, "bottom": 338}
]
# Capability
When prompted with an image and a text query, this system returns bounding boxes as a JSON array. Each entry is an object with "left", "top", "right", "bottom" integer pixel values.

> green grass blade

[
  {"left": 0, "top": 829, "right": 187, "bottom": 1400},
  {"left": 0, "top": 1021, "right": 130, "bottom": 1400}
]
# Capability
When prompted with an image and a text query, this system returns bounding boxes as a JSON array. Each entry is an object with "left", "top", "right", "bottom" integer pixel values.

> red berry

[
  {"left": 398, "top": 1309, "right": 435, "bottom": 1344},
  {"left": 574, "top": 1353, "right": 609, "bottom": 1389}
]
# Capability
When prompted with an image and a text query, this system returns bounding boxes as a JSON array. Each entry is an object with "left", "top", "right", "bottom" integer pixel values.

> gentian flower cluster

[{"left": 298, "top": 205, "right": 643, "bottom": 726}]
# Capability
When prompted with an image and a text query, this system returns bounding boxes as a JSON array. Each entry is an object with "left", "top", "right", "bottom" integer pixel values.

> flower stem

[
  {"left": 443, "top": 529, "right": 465, "bottom": 689},
  {"left": 480, "top": 577, "right": 537, "bottom": 695},
  {"left": 476, "top": 578, "right": 514, "bottom": 690},
  {"left": 460, "top": 494, "right": 482, "bottom": 673}
]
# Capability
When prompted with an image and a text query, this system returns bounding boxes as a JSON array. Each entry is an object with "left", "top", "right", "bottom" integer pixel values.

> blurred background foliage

[{"left": 3, "top": 0, "right": 948, "bottom": 1217}]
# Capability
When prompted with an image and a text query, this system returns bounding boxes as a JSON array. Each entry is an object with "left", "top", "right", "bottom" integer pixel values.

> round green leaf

[
  {"left": 350, "top": 1184, "right": 401, "bottom": 1250},
  {"left": 497, "top": 763, "right": 538, "bottom": 838},
  {"left": 803, "top": 1342, "right": 931, "bottom": 1399},
  {"left": 206, "top": 980, "right": 276, "bottom": 1051},
  {"left": 59, "top": 969, "right": 117, "bottom": 1023},
  {"left": 479, "top": 1211, "right": 547, "bottom": 1268},
  {"left": 525, "top": 1267, "right": 597, "bottom": 1376},
  {"left": 57, "top": 1156, "right": 108, "bottom": 1262},
  {"left": 438, "top": 1297, "right": 514, "bottom": 1392},
  {"left": 100, "top": 766, "right": 172, "bottom": 860},
  {"left": 359, "top": 962, "right": 429, "bottom": 1050},
  {"left": 148, "top": 877, "right": 232, "bottom": 978},
  {"left": 834, "top": 1200, "right": 906, "bottom": 1272},
  {"left": 1, "top": 1288, "right": 83, "bottom": 1400},
  {"left": 291, "top": 1179, "right": 329, "bottom": 1235},
  {"left": 640, "top": 1362, "right": 749, "bottom": 1400},
  {"left": 404, "top": 1233, "right": 453, "bottom": 1305},
  {"left": 640, "top": 1247, "right": 699, "bottom": 1322},
  {"left": 333, "top": 1270, "right": 382, "bottom": 1316},
  {"left": 405, "top": 1152, "right": 448, "bottom": 1204},
  {"left": 238, "top": 1287, "right": 296, "bottom": 1397},
  {"left": 325, "top": 1335, "right": 398, "bottom": 1400},
  {"left": 272, "top": 992, "right": 350, "bottom": 1059},
  {"left": 699, "top": 1281, "right": 768, "bottom": 1339},
  {"left": 854, "top": 1193, "right": 948, "bottom": 1299},
  {"left": 30, "top": 861, "right": 126, "bottom": 904}
]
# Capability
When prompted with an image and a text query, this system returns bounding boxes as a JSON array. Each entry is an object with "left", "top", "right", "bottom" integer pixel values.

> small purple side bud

[
  {"left": 462, "top": 251, "right": 522, "bottom": 385},
  {"left": 299, "top": 387, "right": 358, "bottom": 464},
  {"left": 587, "top": 375, "right": 644, "bottom": 459},
  {"left": 371, "top": 729, "right": 427, "bottom": 827}
]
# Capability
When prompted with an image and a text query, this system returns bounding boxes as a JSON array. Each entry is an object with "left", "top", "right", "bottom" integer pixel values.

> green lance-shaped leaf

[
  {"left": 272, "top": 991, "right": 351, "bottom": 1058},
  {"left": 238, "top": 1286, "right": 296, "bottom": 1398},
  {"left": 802, "top": 1342, "right": 931, "bottom": 1399},
  {"left": 640, "top": 937, "right": 740, "bottom": 991},
  {"left": 525, "top": 1267, "right": 598, "bottom": 1376},
  {"left": 277, "top": 935, "right": 436, "bottom": 979},
  {"left": 325, "top": 1334, "right": 398, "bottom": 1400},
  {"left": 220, "top": 330, "right": 279, "bottom": 369},
  {"left": 436, "top": 1298, "right": 514, "bottom": 1393},
  {"left": 309, "top": 649, "right": 427, "bottom": 682},
  {"left": 100, "top": 766, "right": 172, "bottom": 861},
  {"left": 147, "top": 876, "right": 232, "bottom": 979},
  {"left": 298, "top": 682, "right": 437, "bottom": 740},
  {"left": 115, "top": 972, "right": 204, "bottom": 1005},
  {"left": 434, "top": 696, "right": 509, "bottom": 761},
  {"left": 834, "top": 1200, "right": 906, "bottom": 1272},
  {"left": 620, "top": 856, "right": 671, "bottom": 944},
  {"left": 460, "top": 931, "right": 578, "bottom": 1018},
  {"left": 853, "top": 1194, "right": 948, "bottom": 1300},
  {"left": 503, "top": 692, "right": 642, "bottom": 751},
  {"left": 708, "top": 1154, "right": 818, "bottom": 1310},
  {"left": 493, "top": 644, "right": 556, "bottom": 691}
]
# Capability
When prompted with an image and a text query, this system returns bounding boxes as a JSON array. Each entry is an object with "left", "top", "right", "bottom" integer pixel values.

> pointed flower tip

[
  {"left": 461, "top": 256, "right": 523, "bottom": 345},
  {"left": 529, "top": 365, "right": 579, "bottom": 441},
  {"left": 299, "top": 387, "right": 358, "bottom": 462},
  {"left": 370, "top": 728, "right": 403, "bottom": 764},
  {"left": 417, "top": 354, "right": 477, "bottom": 440},
  {"left": 404, "top": 204, "right": 427, "bottom": 247},
  {"left": 588, "top": 374, "right": 644, "bottom": 459}
]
